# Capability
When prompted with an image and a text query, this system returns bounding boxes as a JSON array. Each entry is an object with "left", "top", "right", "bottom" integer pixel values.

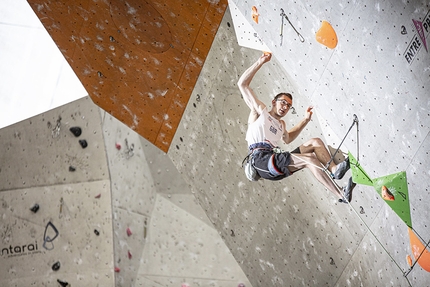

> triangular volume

[
  {"left": 372, "top": 171, "right": 412, "bottom": 228},
  {"left": 228, "top": 0, "right": 271, "bottom": 52},
  {"left": 348, "top": 152, "right": 373, "bottom": 186}
]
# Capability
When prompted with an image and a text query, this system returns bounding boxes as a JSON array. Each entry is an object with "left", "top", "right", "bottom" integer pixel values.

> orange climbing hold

[
  {"left": 252, "top": 6, "right": 259, "bottom": 23},
  {"left": 406, "top": 254, "right": 413, "bottom": 266},
  {"left": 408, "top": 227, "right": 430, "bottom": 272},
  {"left": 381, "top": 185, "right": 395, "bottom": 201},
  {"left": 316, "top": 21, "right": 338, "bottom": 49}
]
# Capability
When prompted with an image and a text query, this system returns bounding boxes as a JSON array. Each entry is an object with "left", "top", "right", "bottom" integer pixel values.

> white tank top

[{"left": 246, "top": 108, "right": 284, "bottom": 147}]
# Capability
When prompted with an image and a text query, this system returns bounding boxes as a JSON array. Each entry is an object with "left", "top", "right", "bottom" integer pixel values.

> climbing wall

[
  {"left": 0, "top": 97, "right": 115, "bottom": 286},
  {"left": 169, "top": 2, "right": 430, "bottom": 286},
  {"left": 0, "top": 96, "right": 252, "bottom": 286},
  {"left": 27, "top": 0, "right": 228, "bottom": 152}
]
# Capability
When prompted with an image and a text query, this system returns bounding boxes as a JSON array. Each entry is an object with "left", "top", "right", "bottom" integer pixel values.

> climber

[{"left": 238, "top": 53, "right": 355, "bottom": 202}]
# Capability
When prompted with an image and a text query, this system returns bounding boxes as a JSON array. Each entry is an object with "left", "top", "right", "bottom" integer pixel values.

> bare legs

[
  {"left": 296, "top": 137, "right": 339, "bottom": 174},
  {"left": 287, "top": 153, "right": 342, "bottom": 199}
]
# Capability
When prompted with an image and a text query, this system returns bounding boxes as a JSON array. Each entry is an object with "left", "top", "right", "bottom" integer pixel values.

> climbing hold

[
  {"left": 252, "top": 6, "right": 259, "bottom": 24},
  {"left": 95, "top": 193, "right": 101, "bottom": 199},
  {"left": 114, "top": 266, "right": 121, "bottom": 273},
  {"left": 128, "top": 250, "right": 132, "bottom": 259},
  {"left": 52, "top": 261, "right": 61, "bottom": 271},
  {"left": 94, "top": 229, "right": 100, "bottom": 236},
  {"left": 126, "top": 227, "right": 132, "bottom": 236},
  {"left": 115, "top": 143, "right": 121, "bottom": 150},
  {"left": 406, "top": 254, "right": 413, "bottom": 266},
  {"left": 69, "top": 166, "right": 76, "bottom": 172},
  {"left": 30, "top": 204, "right": 39, "bottom": 213},
  {"left": 69, "top": 127, "right": 82, "bottom": 137},
  {"left": 316, "top": 21, "right": 338, "bottom": 49},
  {"left": 381, "top": 186, "right": 395, "bottom": 201},
  {"left": 79, "top": 139, "right": 88, "bottom": 148},
  {"left": 57, "top": 279, "right": 69, "bottom": 287},
  {"left": 238, "top": 284, "right": 246, "bottom": 287}
]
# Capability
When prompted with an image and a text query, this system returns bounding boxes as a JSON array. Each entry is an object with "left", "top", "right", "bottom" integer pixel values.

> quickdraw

[
  {"left": 280, "top": 8, "right": 305, "bottom": 46},
  {"left": 325, "top": 114, "right": 360, "bottom": 175}
]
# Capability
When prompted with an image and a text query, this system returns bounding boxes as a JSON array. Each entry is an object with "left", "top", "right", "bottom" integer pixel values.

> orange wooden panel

[{"left": 28, "top": 0, "right": 227, "bottom": 152}]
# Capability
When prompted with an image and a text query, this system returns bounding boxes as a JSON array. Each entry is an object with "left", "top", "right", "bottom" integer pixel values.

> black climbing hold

[
  {"left": 79, "top": 139, "right": 88, "bottom": 148},
  {"left": 57, "top": 279, "right": 69, "bottom": 287},
  {"left": 69, "top": 127, "right": 82, "bottom": 137},
  {"left": 94, "top": 229, "right": 100, "bottom": 236},
  {"left": 52, "top": 261, "right": 61, "bottom": 271},
  {"left": 30, "top": 204, "right": 39, "bottom": 213},
  {"left": 69, "top": 166, "right": 76, "bottom": 172}
]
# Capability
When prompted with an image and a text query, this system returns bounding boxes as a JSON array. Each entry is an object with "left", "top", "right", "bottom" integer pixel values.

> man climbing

[{"left": 238, "top": 53, "right": 355, "bottom": 202}]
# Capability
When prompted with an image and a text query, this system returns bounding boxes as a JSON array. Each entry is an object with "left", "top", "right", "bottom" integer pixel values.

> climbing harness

[
  {"left": 242, "top": 144, "right": 285, "bottom": 181},
  {"left": 280, "top": 8, "right": 305, "bottom": 46},
  {"left": 242, "top": 151, "right": 261, "bottom": 181}
]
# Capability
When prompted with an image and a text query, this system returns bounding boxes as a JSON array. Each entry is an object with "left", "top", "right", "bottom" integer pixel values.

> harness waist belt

[{"left": 249, "top": 142, "right": 273, "bottom": 151}]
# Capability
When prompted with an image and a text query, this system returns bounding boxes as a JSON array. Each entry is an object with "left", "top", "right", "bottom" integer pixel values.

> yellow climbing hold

[{"left": 316, "top": 21, "right": 338, "bottom": 49}]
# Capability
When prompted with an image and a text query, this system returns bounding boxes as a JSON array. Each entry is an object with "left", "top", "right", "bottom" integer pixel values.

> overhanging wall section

[{"left": 28, "top": 0, "right": 228, "bottom": 152}]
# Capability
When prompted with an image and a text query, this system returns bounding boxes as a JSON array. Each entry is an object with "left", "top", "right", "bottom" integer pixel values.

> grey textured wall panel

[
  {"left": 101, "top": 111, "right": 156, "bottom": 286},
  {"left": 136, "top": 194, "right": 251, "bottom": 286},
  {"left": 0, "top": 97, "right": 109, "bottom": 191},
  {"left": 0, "top": 95, "right": 252, "bottom": 286},
  {"left": 0, "top": 181, "right": 115, "bottom": 286}
]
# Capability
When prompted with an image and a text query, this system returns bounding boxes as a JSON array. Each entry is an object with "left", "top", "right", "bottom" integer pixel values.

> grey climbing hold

[
  {"left": 57, "top": 279, "right": 68, "bottom": 287},
  {"left": 30, "top": 204, "right": 39, "bottom": 213},
  {"left": 69, "top": 127, "right": 82, "bottom": 137},
  {"left": 52, "top": 261, "right": 61, "bottom": 271},
  {"left": 79, "top": 139, "right": 88, "bottom": 148}
]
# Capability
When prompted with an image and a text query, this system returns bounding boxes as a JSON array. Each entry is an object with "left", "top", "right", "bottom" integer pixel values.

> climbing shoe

[
  {"left": 333, "top": 157, "right": 350, "bottom": 180},
  {"left": 341, "top": 176, "right": 356, "bottom": 203}
]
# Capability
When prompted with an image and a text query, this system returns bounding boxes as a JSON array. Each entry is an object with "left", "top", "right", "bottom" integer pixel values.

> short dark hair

[{"left": 274, "top": 92, "right": 293, "bottom": 101}]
